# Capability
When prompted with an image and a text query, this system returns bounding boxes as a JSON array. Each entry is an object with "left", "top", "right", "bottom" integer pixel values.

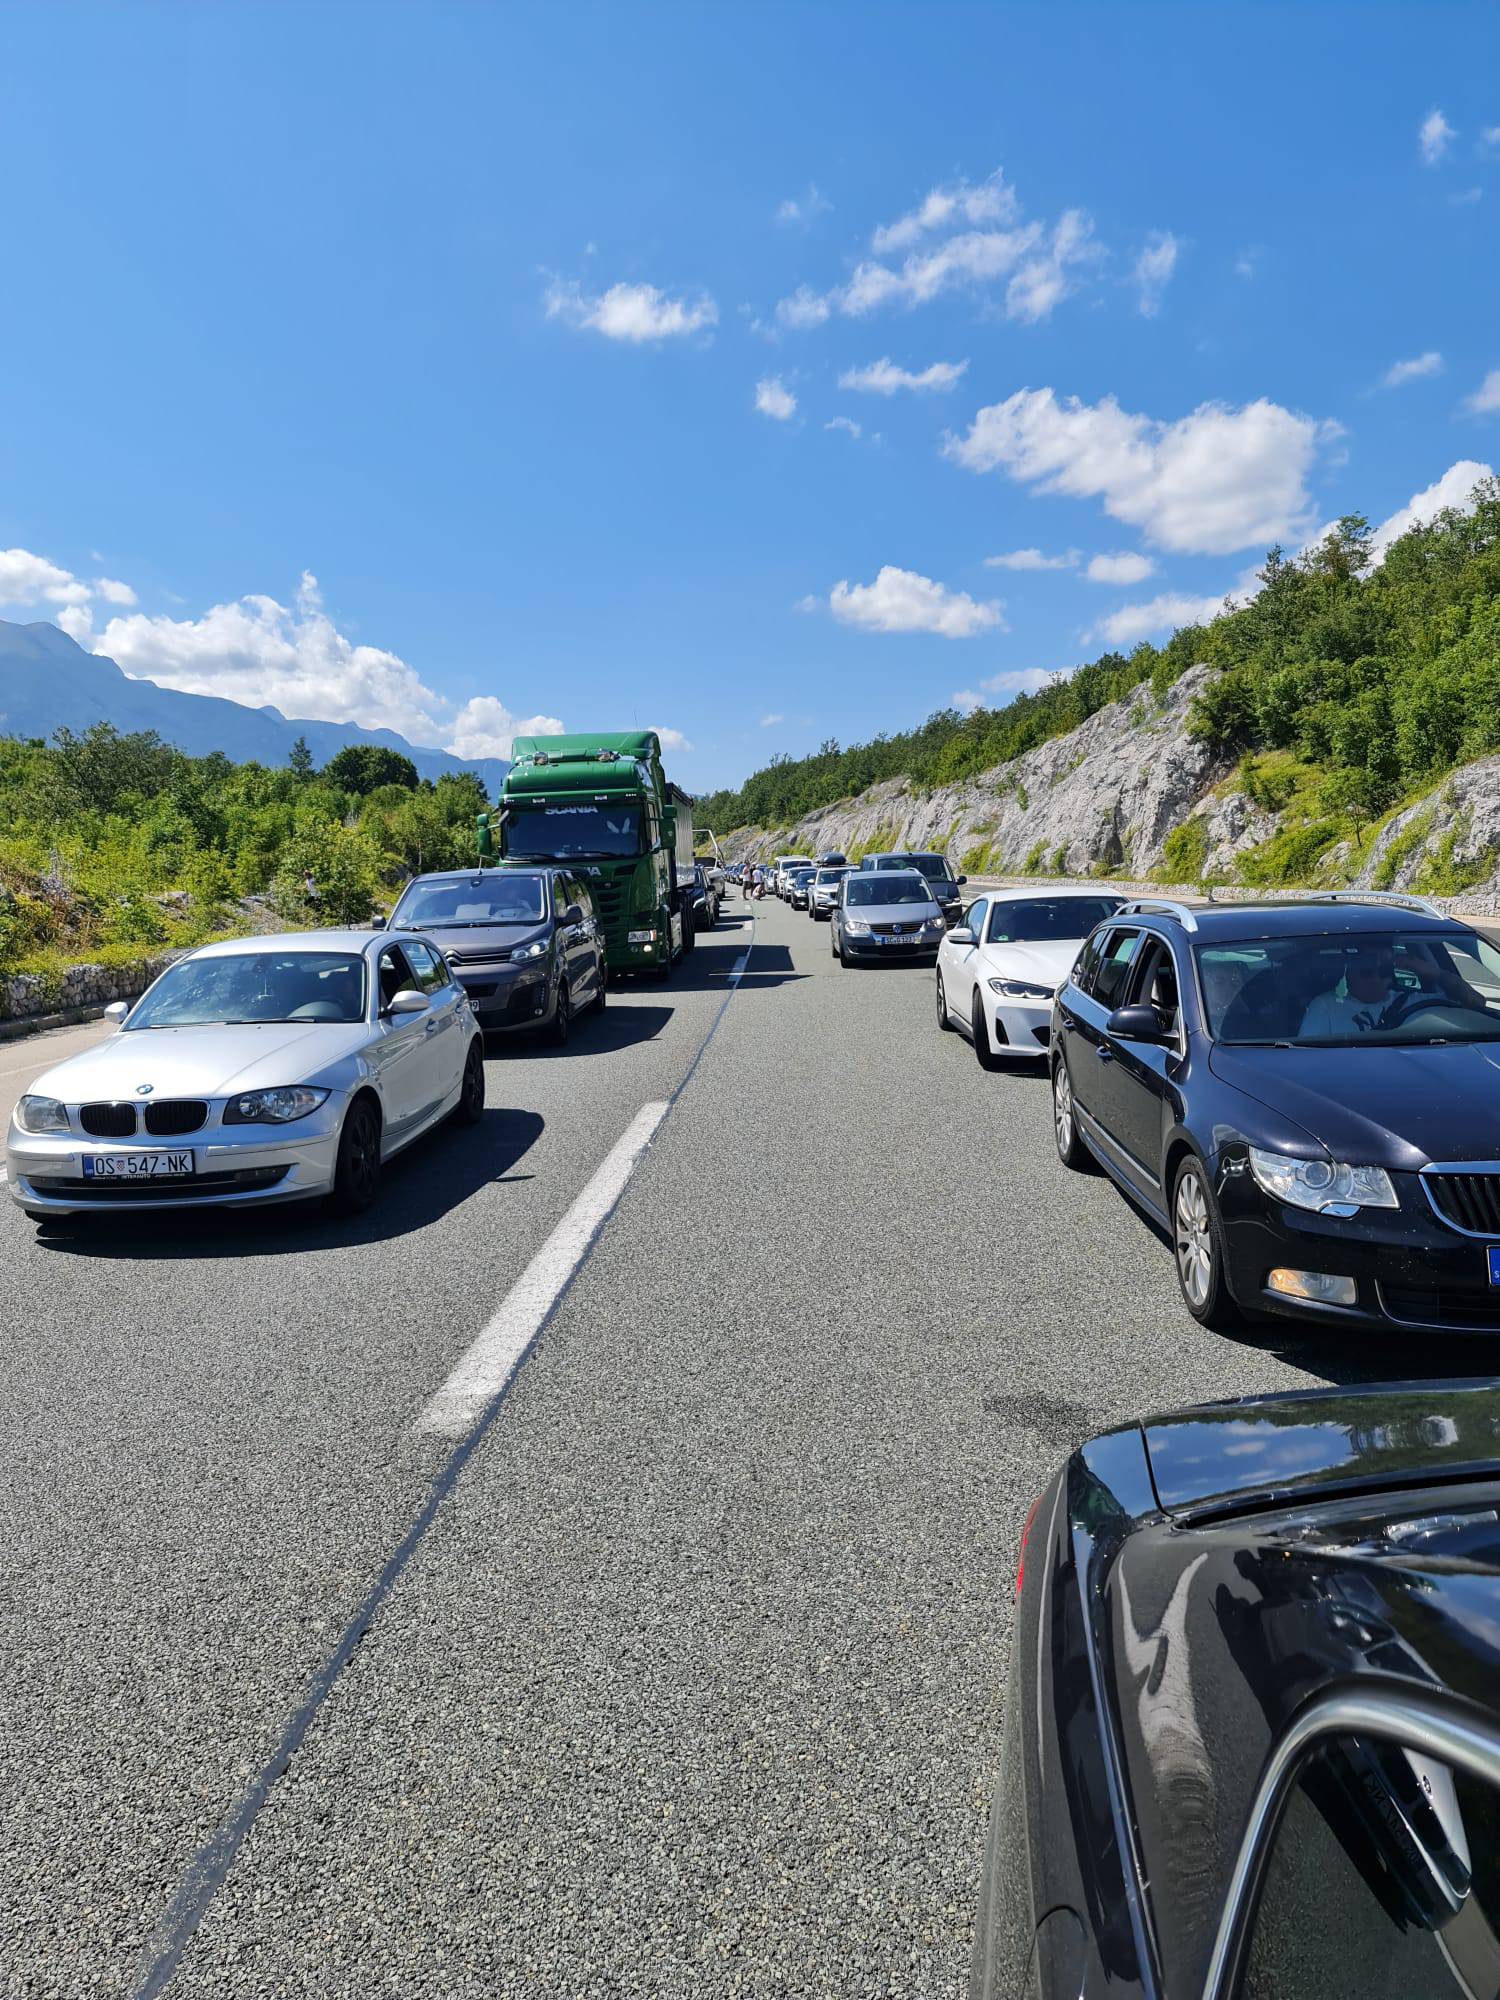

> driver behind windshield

[{"left": 1300, "top": 940, "right": 1480, "bottom": 1038}]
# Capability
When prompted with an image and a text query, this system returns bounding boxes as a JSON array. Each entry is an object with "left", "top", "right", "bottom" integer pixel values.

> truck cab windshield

[{"left": 505, "top": 804, "right": 643, "bottom": 859}]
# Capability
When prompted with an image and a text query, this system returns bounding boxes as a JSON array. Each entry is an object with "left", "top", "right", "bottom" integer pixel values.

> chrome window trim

[
  {"left": 1420, "top": 1163, "right": 1500, "bottom": 1239},
  {"left": 1202, "top": 1684, "right": 1500, "bottom": 1999}
]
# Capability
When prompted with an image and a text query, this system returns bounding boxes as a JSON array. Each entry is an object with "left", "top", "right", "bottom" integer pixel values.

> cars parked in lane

[
  {"left": 773, "top": 853, "right": 813, "bottom": 898},
  {"left": 683, "top": 860, "right": 720, "bottom": 930},
  {"left": 830, "top": 868, "right": 946, "bottom": 967},
  {"left": 936, "top": 888, "right": 1125, "bottom": 1067},
  {"left": 7, "top": 930, "right": 486, "bottom": 1220},
  {"left": 809, "top": 864, "right": 851, "bottom": 920},
  {"left": 973, "top": 1376, "right": 1500, "bottom": 2000},
  {"left": 1050, "top": 893, "right": 1500, "bottom": 1332},
  {"left": 787, "top": 865, "right": 818, "bottom": 910},
  {"left": 385, "top": 866, "right": 606, "bottom": 1044},
  {"left": 856, "top": 848, "right": 967, "bottom": 924}
]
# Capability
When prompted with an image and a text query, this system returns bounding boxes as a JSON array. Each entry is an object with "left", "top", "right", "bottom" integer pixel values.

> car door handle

[{"left": 425, "top": 1018, "right": 439, "bottom": 1034}]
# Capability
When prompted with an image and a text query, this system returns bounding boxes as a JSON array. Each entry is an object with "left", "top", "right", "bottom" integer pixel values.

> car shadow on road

[
  {"left": 29, "top": 1106, "right": 546, "bottom": 1260},
  {"left": 673, "top": 940, "right": 808, "bottom": 992},
  {"left": 491, "top": 1004, "right": 673, "bottom": 1057}
]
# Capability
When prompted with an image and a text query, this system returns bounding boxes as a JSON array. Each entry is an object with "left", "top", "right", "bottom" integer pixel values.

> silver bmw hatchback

[{"left": 7, "top": 929, "right": 485, "bottom": 1220}]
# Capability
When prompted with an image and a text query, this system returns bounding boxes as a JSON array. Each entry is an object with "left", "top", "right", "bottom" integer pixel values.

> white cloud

[
  {"left": 775, "top": 285, "right": 833, "bottom": 330},
  {"left": 1365, "top": 459, "right": 1496, "bottom": 561},
  {"left": 1089, "top": 591, "right": 1228, "bottom": 648},
  {"left": 952, "top": 667, "right": 1054, "bottom": 712},
  {"left": 759, "top": 712, "right": 784, "bottom": 726},
  {"left": 870, "top": 171, "right": 1018, "bottom": 253},
  {"left": 1452, "top": 186, "right": 1483, "bottom": 206},
  {"left": 825, "top": 416, "right": 862, "bottom": 439},
  {"left": 837, "top": 356, "right": 968, "bottom": 395},
  {"left": 1382, "top": 351, "right": 1444, "bottom": 389},
  {"left": 92, "top": 576, "right": 137, "bottom": 606},
  {"left": 0, "top": 548, "right": 92, "bottom": 607},
  {"left": 56, "top": 605, "right": 95, "bottom": 641},
  {"left": 650, "top": 725, "right": 692, "bottom": 752},
  {"left": 984, "top": 547, "right": 1079, "bottom": 571},
  {"left": 448, "top": 698, "right": 564, "bottom": 761},
  {"left": 826, "top": 564, "right": 1004, "bottom": 638},
  {"left": 1086, "top": 551, "right": 1156, "bottom": 585},
  {"left": 544, "top": 277, "right": 717, "bottom": 342},
  {"left": 1464, "top": 369, "right": 1500, "bottom": 415},
  {"left": 1002, "top": 210, "right": 1098, "bottom": 324},
  {"left": 776, "top": 184, "right": 831, "bottom": 226},
  {"left": 1234, "top": 248, "right": 1259, "bottom": 280},
  {"left": 1131, "top": 231, "right": 1179, "bottom": 317},
  {"left": 755, "top": 375, "right": 797, "bottom": 420},
  {"left": 946, "top": 387, "right": 1325, "bottom": 555},
  {"left": 1420, "top": 108, "right": 1456, "bottom": 164}
]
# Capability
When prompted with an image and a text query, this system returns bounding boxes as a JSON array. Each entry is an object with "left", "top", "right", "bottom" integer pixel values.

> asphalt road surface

[{"left": 5, "top": 894, "right": 1484, "bottom": 1998}]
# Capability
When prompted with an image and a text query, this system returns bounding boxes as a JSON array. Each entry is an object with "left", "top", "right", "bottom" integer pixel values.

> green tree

[
  {"left": 288, "top": 735, "right": 314, "bottom": 779},
  {"left": 321, "top": 743, "right": 420, "bottom": 794}
]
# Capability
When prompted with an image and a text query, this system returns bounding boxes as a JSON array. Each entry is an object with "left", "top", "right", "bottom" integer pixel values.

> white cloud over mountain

[
  {"left": 825, "top": 564, "right": 1004, "bottom": 637},
  {"left": 1088, "top": 591, "right": 1229, "bottom": 648},
  {"left": 946, "top": 387, "right": 1326, "bottom": 555},
  {"left": 952, "top": 667, "right": 1054, "bottom": 712},
  {"left": 447, "top": 697, "right": 564, "bottom": 761}
]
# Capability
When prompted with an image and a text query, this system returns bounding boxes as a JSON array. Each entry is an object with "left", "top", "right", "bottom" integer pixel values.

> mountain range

[{"left": 0, "top": 619, "right": 510, "bottom": 795}]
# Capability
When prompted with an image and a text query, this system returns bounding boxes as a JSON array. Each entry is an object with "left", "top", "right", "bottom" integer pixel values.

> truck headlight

[
  {"left": 1248, "top": 1146, "right": 1398, "bottom": 1213},
  {"left": 16, "top": 1094, "right": 69, "bottom": 1134},
  {"left": 224, "top": 1086, "right": 331, "bottom": 1125}
]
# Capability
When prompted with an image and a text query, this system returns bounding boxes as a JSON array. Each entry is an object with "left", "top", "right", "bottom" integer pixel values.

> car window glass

[
  {"left": 1090, "top": 928, "right": 1141, "bottom": 1007},
  {"left": 402, "top": 940, "right": 448, "bottom": 994},
  {"left": 1239, "top": 1740, "right": 1500, "bottom": 1998},
  {"left": 967, "top": 898, "right": 989, "bottom": 940},
  {"left": 378, "top": 945, "right": 417, "bottom": 1006},
  {"left": 1129, "top": 940, "right": 1180, "bottom": 1031}
]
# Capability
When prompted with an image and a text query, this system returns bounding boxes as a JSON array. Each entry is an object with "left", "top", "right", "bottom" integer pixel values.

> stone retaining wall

[{"left": 0, "top": 950, "right": 186, "bottom": 1024}]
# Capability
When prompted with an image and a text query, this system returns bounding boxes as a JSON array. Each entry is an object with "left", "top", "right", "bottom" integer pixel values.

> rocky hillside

[{"left": 732, "top": 664, "right": 1500, "bottom": 910}]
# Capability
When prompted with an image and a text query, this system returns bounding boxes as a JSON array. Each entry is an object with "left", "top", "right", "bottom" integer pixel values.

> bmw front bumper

[{"left": 986, "top": 995, "right": 1055, "bottom": 1058}]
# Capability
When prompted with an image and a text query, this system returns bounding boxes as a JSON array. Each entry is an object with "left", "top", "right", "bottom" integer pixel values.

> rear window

[{"left": 846, "top": 874, "right": 934, "bottom": 908}]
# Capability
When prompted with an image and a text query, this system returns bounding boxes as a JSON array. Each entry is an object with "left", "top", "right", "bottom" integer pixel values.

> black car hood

[{"left": 1207, "top": 1037, "right": 1500, "bottom": 1168}]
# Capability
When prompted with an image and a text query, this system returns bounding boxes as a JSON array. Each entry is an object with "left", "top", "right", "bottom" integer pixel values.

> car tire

[
  {"left": 936, "top": 971, "right": 953, "bottom": 1031},
  {"left": 591, "top": 962, "right": 607, "bottom": 1012},
  {"left": 328, "top": 1096, "right": 382, "bottom": 1215},
  {"left": 838, "top": 942, "right": 851, "bottom": 967},
  {"left": 453, "top": 1039, "right": 485, "bottom": 1125},
  {"left": 1171, "top": 1156, "right": 1243, "bottom": 1331},
  {"left": 550, "top": 979, "right": 571, "bottom": 1046},
  {"left": 1051, "top": 1056, "right": 1095, "bottom": 1172},
  {"left": 972, "top": 994, "right": 1003, "bottom": 1071}
]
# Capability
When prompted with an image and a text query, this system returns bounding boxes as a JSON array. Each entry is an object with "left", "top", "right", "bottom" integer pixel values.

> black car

[
  {"left": 787, "top": 865, "right": 818, "bottom": 910},
  {"left": 682, "top": 861, "right": 719, "bottom": 929},
  {"left": 385, "top": 865, "right": 605, "bottom": 1044},
  {"left": 1049, "top": 894, "right": 1500, "bottom": 1333},
  {"left": 973, "top": 1377, "right": 1500, "bottom": 2000}
]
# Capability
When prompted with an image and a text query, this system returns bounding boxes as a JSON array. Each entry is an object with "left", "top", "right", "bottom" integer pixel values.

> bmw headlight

[
  {"left": 16, "top": 1094, "right": 69, "bottom": 1134},
  {"left": 512, "top": 937, "right": 549, "bottom": 962},
  {"left": 224, "top": 1086, "right": 331, "bottom": 1126},
  {"left": 989, "top": 978, "right": 1055, "bottom": 1000},
  {"left": 1248, "top": 1145, "right": 1398, "bottom": 1213},
  {"left": 844, "top": 918, "right": 871, "bottom": 934}
]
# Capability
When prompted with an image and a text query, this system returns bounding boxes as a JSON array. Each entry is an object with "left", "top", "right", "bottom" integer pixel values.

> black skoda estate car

[
  {"left": 972, "top": 1378, "right": 1500, "bottom": 2000},
  {"left": 1048, "top": 894, "right": 1500, "bottom": 1333}
]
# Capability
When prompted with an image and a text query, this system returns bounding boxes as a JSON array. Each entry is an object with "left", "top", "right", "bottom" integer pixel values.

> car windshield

[
  {"left": 791, "top": 869, "right": 815, "bottom": 883},
  {"left": 989, "top": 897, "right": 1123, "bottom": 943},
  {"left": 505, "top": 803, "right": 642, "bottom": 859},
  {"left": 1197, "top": 929, "right": 1500, "bottom": 1046},
  {"left": 393, "top": 874, "right": 547, "bottom": 926},
  {"left": 127, "top": 952, "right": 368, "bottom": 1028},
  {"left": 846, "top": 875, "right": 932, "bottom": 907},
  {"left": 815, "top": 868, "right": 847, "bottom": 884},
  {"left": 874, "top": 854, "right": 946, "bottom": 879}
]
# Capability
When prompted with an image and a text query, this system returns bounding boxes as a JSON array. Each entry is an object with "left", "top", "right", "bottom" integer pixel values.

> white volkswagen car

[
  {"left": 935, "top": 888, "right": 1126, "bottom": 1066},
  {"left": 7, "top": 930, "right": 485, "bottom": 1221}
]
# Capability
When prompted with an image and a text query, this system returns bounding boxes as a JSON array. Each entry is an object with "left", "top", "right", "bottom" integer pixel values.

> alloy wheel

[
  {"left": 1053, "top": 1062, "right": 1073, "bottom": 1157},
  {"left": 1175, "top": 1169, "right": 1213, "bottom": 1310}
]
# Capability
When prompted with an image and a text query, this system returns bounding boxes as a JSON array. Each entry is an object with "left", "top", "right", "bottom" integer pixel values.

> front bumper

[
  {"left": 453, "top": 962, "right": 553, "bottom": 1030},
  {"left": 841, "top": 931, "right": 942, "bottom": 963},
  {"left": 1219, "top": 1167, "right": 1500, "bottom": 1332},
  {"left": 8, "top": 1099, "right": 348, "bottom": 1214},
  {"left": 986, "top": 994, "right": 1054, "bottom": 1059}
]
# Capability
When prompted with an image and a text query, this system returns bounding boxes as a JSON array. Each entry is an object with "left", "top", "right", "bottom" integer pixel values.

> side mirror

[
  {"left": 1107, "top": 1003, "right": 1168, "bottom": 1044},
  {"left": 957, "top": 873, "right": 968, "bottom": 885},
  {"left": 370, "top": 914, "right": 387, "bottom": 930},
  {"left": 563, "top": 903, "right": 585, "bottom": 927},
  {"left": 104, "top": 1000, "right": 130, "bottom": 1025},
  {"left": 949, "top": 927, "right": 976, "bottom": 946},
  {"left": 386, "top": 988, "right": 430, "bottom": 1016}
]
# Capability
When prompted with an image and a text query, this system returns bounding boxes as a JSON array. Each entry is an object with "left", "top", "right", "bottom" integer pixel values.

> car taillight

[{"left": 1016, "top": 1492, "right": 1042, "bottom": 1596}]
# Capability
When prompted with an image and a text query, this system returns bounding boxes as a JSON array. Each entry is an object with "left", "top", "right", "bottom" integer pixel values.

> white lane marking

[
  {"left": 414, "top": 1100, "right": 669, "bottom": 1440},
  {"left": 730, "top": 952, "right": 748, "bottom": 983},
  {"left": 0, "top": 1167, "right": 8, "bottom": 1184}
]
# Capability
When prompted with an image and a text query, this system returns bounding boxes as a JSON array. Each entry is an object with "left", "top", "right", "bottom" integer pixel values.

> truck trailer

[{"left": 495, "top": 731, "right": 696, "bottom": 977}]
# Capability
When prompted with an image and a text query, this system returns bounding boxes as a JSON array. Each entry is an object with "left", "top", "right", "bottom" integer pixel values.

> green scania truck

[{"left": 491, "top": 731, "right": 696, "bottom": 976}]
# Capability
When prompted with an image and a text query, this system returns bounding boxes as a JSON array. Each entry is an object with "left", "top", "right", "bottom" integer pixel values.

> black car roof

[{"left": 1130, "top": 898, "right": 1468, "bottom": 942}]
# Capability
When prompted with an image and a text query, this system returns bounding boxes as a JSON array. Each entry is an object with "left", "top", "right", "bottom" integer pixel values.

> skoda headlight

[
  {"left": 1248, "top": 1145, "right": 1397, "bottom": 1213},
  {"left": 990, "top": 978, "right": 1054, "bottom": 1000},
  {"left": 16, "top": 1094, "right": 69, "bottom": 1134},
  {"left": 512, "top": 937, "right": 549, "bottom": 962},
  {"left": 224, "top": 1086, "right": 331, "bottom": 1126},
  {"left": 844, "top": 918, "right": 871, "bottom": 934}
]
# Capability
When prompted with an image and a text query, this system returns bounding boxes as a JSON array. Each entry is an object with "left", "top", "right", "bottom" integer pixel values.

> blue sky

[{"left": 2, "top": 0, "right": 1499, "bottom": 792}]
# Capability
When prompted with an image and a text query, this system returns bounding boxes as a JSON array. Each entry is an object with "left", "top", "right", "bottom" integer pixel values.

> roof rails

[
  {"left": 1118, "top": 897, "right": 1200, "bottom": 933},
  {"left": 1310, "top": 889, "right": 1447, "bottom": 920}
]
